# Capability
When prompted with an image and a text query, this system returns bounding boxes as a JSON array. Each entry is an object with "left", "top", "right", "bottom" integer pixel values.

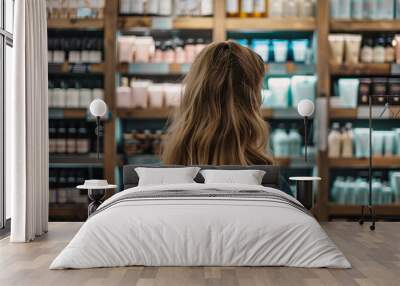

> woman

[{"left": 162, "top": 40, "right": 274, "bottom": 166}]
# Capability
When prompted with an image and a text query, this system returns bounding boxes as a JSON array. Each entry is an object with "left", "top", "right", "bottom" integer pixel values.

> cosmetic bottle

[
  {"left": 328, "top": 34, "right": 345, "bottom": 64},
  {"left": 49, "top": 122, "right": 57, "bottom": 154},
  {"left": 373, "top": 36, "right": 385, "bottom": 63},
  {"left": 201, "top": 0, "right": 213, "bottom": 16},
  {"left": 382, "top": 183, "right": 393, "bottom": 205},
  {"left": 292, "top": 39, "right": 309, "bottom": 62},
  {"left": 354, "top": 128, "right": 369, "bottom": 158},
  {"left": 288, "top": 125, "right": 302, "bottom": 157},
  {"left": 67, "top": 124, "right": 77, "bottom": 154},
  {"left": 328, "top": 122, "right": 341, "bottom": 158},
  {"left": 272, "top": 124, "right": 289, "bottom": 157},
  {"left": 53, "top": 80, "right": 67, "bottom": 108},
  {"left": 117, "top": 77, "right": 132, "bottom": 108},
  {"left": 66, "top": 81, "right": 80, "bottom": 108},
  {"left": 360, "top": 37, "right": 373, "bottom": 63},
  {"left": 341, "top": 123, "right": 353, "bottom": 158},
  {"left": 174, "top": 39, "right": 186, "bottom": 64},
  {"left": 152, "top": 41, "right": 164, "bottom": 63},
  {"left": 53, "top": 38, "right": 66, "bottom": 63},
  {"left": 118, "top": 36, "right": 136, "bottom": 63},
  {"left": 372, "top": 131, "right": 385, "bottom": 156},
  {"left": 331, "top": 176, "right": 344, "bottom": 203},
  {"left": 344, "top": 34, "right": 362, "bottom": 64},
  {"left": 226, "top": 0, "right": 240, "bottom": 17},
  {"left": 338, "top": 78, "right": 359, "bottom": 108},
  {"left": 77, "top": 123, "right": 90, "bottom": 154},
  {"left": 385, "top": 35, "right": 395, "bottom": 63},
  {"left": 268, "top": 0, "right": 283, "bottom": 17},
  {"left": 184, "top": 38, "right": 196, "bottom": 63},
  {"left": 272, "top": 40, "right": 289, "bottom": 62},
  {"left": 80, "top": 38, "right": 90, "bottom": 63},
  {"left": 372, "top": 178, "right": 383, "bottom": 205},
  {"left": 89, "top": 38, "right": 103, "bottom": 63},
  {"left": 351, "top": 0, "right": 363, "bottom": 19},
  {"left": 253, "top": 0, "right": 267, "bottom": 17},
  {"left": 56, "top": 123, "right": 67, "bottom": 154},
  {"left": 134, "top": 37, "right": 155, "bottom": 63},
  {"left": 240, "top": 0, "right": 254, "bottom": 17},
  {"left": 68, "top": 38, "right": 82, "bottom": 63},
  {"left": 291, "top": 76, "right": 316, "bottom": 107},
  {"left": 384, "top": 131, "right": 395, "bottom": 156},
  {"left": 159, "top": 0, "right": 172, "bottom": 15},
  {"left": 148, "top": 84, "right": 164, "bottom": 108},
  {"left": 284, "top": 0, "right": 298, "bottom": 17},
  {"left": 79, "top": 81, "right": 92, "bottom": 108},
  {"left": 165, "top": 84, "right": 182, "bottom": 107},
  {"left": 251, "top": 39, "right": 270, "bottom": 62},
  {"left": 92, "top": 80, "right": 104, "bottom": 101},
  {"left": 131, "top": 80, "right": 150, "bottom": 108},
  {"left": 163, "top": 40, "right": 175, "bottom": 64},
  {"left": 195, "top": 38, "right": 207, "bottom": 56},
  {"left": 268, "top": 78, "right": 290, "bottom": 108},
  {"left": 299, "top": 0, "right": 313, "bottom": 18}
]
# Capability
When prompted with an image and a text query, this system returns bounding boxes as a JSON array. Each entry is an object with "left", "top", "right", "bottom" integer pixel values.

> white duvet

[{"left": 50, "top": 183, "right": 351, "bottom": 269}]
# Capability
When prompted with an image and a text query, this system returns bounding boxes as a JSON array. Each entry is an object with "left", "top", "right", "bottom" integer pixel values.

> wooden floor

[{"left": 0, "top": 222, "right": 399, "bottom": 286}]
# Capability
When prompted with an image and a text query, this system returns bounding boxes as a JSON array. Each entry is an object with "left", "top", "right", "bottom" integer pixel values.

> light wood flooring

[{"left": 0, "top": 222, "right": 399, "bottom": 286}]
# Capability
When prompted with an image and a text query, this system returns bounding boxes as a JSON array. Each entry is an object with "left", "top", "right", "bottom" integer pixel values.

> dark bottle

[
  {"left": 77, "top": 123, "right": 90, "bottom": 154},
  {"left": 56, "top": 123, "right": 67, "bottom": 154},
  {"left": 49, "top": 122, "right": 57, "bottom": 154},
  {"left": 66, "top": 124, "right": 77, "bottom": 154}
]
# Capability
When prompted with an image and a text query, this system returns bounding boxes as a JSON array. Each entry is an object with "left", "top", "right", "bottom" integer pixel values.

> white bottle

[
  {"left": 201, "top": 0, "right": 213, "bottom": 15},
  {"left": 66, "top": 82, "right": 80, "bottom": 108},
  {"left": 328, "top": 122, "right": 342, "bottom": 158},
  {"left": 117, "top": 77, "right": 132, "bottom": 107},
  {"left": 341, "top": 123, "right": 353, "bottom": 158}
]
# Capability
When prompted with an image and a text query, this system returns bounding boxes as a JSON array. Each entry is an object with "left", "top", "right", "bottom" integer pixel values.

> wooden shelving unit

[
  {"left": 47, "top": 1, "right": 400, "bottom": 221},
  {"left": 225, "top": 17, "right": 316, "bottom": 31},
  {"left": 329, "top": 157, "right": 400, "bottom": 169},
  {"left": 331, "top": 20, "right": 400, "bottom": 31},
  {"left": 47, "top": 18, "right": 104, "bottom": 29},
  {"left": 118, "top": 16, "right": 214, "bottom": 30}
]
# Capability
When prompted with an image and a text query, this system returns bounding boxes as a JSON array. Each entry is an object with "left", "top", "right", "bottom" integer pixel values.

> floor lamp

[{"left": 359, "top": 95, "right": 376, "bottom": 231}]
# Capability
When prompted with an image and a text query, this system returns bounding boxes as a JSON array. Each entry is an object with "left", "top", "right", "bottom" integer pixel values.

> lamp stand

[
  {"left": 95, "top": 116, "right": 103, "bottom": 161},
  {"left": 359, "top": 95, "right": 376, "bottom": 231},
  {"left": 304, "top": 116, "right": 308, "bottom": 162}
]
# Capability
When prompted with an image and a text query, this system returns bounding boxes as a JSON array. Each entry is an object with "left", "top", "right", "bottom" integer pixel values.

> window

[{"left": 1, "top": 0, "right": 14, "bottom": 229}]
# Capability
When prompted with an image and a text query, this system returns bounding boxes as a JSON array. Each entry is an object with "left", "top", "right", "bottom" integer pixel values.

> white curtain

[{"left": 8, "top": 0, "right": 49, "bottom": 242}]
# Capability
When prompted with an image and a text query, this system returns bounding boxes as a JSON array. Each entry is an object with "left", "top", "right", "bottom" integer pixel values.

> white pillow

[
  {"left": 135, "top": 167, "right": 201, "bottom": 186},
  {"left": 200, "top": 169, "right": 266, "bottom": 185}
]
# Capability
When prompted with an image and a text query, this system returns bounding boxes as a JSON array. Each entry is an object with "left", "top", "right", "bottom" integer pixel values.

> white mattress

[{"left": 50, "top": 183, "right": 351, "bottom": 269}]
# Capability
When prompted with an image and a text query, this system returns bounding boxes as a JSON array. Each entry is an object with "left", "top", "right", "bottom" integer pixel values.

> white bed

[{"left": 50, "top": 183, "right": 351, "bottom": 269}]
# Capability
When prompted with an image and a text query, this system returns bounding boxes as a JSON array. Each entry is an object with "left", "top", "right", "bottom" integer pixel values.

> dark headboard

[{"left": 122, "top": 164, "right": 281, "bottom": 190}]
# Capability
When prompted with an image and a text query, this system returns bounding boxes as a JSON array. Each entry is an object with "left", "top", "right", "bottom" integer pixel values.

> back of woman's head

[{"left": 162, "top": 40, "right": 273, "bottom": 165}]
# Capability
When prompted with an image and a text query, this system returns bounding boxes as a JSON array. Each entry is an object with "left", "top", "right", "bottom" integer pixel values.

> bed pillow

[
  {"left": 200, "top": 169, "right": 266, "bottom": 185},
  {"left": 135, "top": 167, "right": 201, "bottom": 186}
]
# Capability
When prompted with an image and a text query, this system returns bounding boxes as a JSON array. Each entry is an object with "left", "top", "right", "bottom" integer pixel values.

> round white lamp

[
  {"left": 89, "top": 99, "right": 108, "bottom": 160},
  {"left": 297, "top": 99, "right": 315, "bottom": 162}
]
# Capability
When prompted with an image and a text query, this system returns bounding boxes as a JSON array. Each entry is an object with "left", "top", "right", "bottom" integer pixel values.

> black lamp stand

[
  {"left": 359, "top": 95, "right": 376, "bottom": 231},
  {"left": 95, "top": 116, "right": 103, "bottom": 160}
]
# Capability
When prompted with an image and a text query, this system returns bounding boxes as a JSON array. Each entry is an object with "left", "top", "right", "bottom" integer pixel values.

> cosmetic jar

[
  {"left": 292, "top": 39, "right": 309, "bottom": 62},
  {"left": 252, "top": 39, "right": 270, "bottom": 62},
  {"left": 272, "top": 40, "right": 289, "bottom": 62},
  {"left": 338, "top": 78, "right": 359, "bottom": 108}
]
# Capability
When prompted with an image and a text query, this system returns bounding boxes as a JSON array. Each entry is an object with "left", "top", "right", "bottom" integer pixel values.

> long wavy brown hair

[{"left": 162, "top": 40, "right": 273, "bottom": 165}]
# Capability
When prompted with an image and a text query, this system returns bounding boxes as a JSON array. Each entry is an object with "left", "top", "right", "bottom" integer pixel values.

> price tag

[
  {"left": 267, "top": 63, "right": 288, "bottom": 75},
  {"left": 391, "top": 64, "right": 400, "bottom": 75},
  {"left": 151, "top": 17, "right": 173, "bottom": 30},
  {"left": 128, "top": 63, "right": 169, "bottom": 75},
  {"left": 69, "top": 64, "right": 89, "bottom": 73}
]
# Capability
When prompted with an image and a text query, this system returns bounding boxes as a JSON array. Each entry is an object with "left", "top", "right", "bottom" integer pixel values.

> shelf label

[
  {"left": 128, "top": 63, "right": 169, "bottom": 75},
  {"left": 69, "top": 64, "right": 89, "bottom": 73},
  {"left": 267, "top": 63, "right": 288, "bottom": 75},
  {"left": 391, "top": 64, "right": 400, "bottom": 75},
  {"left": 151, "top": 17, "right": 173, "bottom": 30},
  {"left": 295, "top": 64, "right": 315, "bottom": 74}
]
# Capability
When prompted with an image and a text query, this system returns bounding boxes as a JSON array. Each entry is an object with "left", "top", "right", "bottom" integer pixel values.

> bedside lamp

[
  {"left": 89, "top": 99, "right": 107, "bottom": 160},
  {"left": 297, "top": 99, "right": 315, "bottom": 162}
]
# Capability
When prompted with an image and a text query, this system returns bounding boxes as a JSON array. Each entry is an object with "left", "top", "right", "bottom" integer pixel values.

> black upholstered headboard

[{"left": 122, "top": 164, "right": 281, "bottom": 190}]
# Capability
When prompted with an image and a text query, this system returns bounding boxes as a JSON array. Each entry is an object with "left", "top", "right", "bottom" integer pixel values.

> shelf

[
  {"left": 49, "top": 108, "right": 88, "bottom": 119},
  {"left": 329, "top": 157, "right": 400, "bottom": 169},
  {"left": 329, "top": 107, "right": 400, "bottom": 119},
  {"left": 50, "top": 154, "right": 104, "bottom": 168},
  {"left": 117, "top": 63, "right": 190, "bottom": 75},
  {"left": 265, "top": 63, "right": 315, "bottom": 75},
  {"left": 329, "top": 203, "right": 400, "bottom": 217},
  {"left": 330, "top": 63, "right": 394, "bottom": 76},
  {"left": 47, "top": 18, "right": 104, "bottom": 29},
  {"left": 226, "top": 17, "right": 316, "bottom": 31},
  {"left": 331, "top": 20, "right": 400, "bottom": 32},
  {"left": 48, "top": 63, "right": 104, "bottom": 74},
  {"left": 274, "top": 157, "right": 315, "bottom": 168},
  {"left": 118, "top": 16, "right": 213, "bottom": 30},
  {"left": 117, "top": 108, "right": 301, "bottom": 120}
]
